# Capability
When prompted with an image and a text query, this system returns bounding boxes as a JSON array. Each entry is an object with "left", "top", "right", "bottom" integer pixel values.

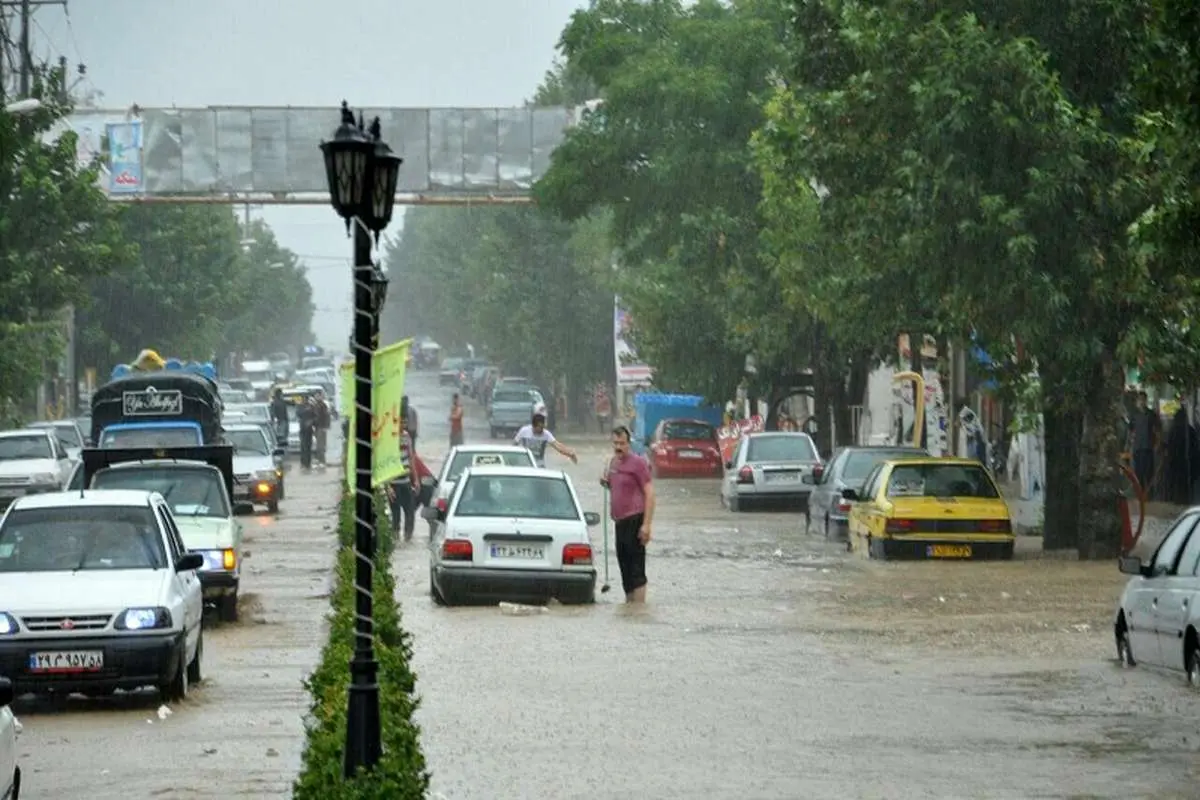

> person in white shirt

[{"left": 514, "top": 407, "right": 578, "bottom": 467}]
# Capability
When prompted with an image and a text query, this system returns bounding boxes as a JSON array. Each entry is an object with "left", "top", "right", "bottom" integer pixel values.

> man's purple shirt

[{"left": 608, "top": 452, "right": 651, "bottom": 521}]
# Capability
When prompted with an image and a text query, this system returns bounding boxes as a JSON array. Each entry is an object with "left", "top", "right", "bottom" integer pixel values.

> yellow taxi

[{"left": 843, "top": 457, "right": 1014, "bottom": 560}]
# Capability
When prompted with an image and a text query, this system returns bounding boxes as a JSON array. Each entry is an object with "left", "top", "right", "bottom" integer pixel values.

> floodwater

[
  {"left": 11, "top": 372, "right": 1199, "bottom": 798},
  {"left": 399, "top": 372, "right": 1199, "bottom": 800}
]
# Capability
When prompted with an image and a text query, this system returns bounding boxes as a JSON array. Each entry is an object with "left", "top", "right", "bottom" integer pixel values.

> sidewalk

[{"left": 1000, "top": 479, "right": 1188, "bottom": 537}]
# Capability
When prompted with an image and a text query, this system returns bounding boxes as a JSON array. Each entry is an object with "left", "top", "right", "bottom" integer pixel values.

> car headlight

[
  {"left": 0, "top": 612, "right": 18, "bottom": 635},
  {"left": 32, "top": 472, "right": 59, "bottom": 485},
  {"left": 200, "top": 549, "right": 237, "bottom": 571},
  {"left": 114, "top": 607, "right": 173, "bottom": 631},
  {"left": 254, "top": 469, "right": 277, "bottom": 481}
]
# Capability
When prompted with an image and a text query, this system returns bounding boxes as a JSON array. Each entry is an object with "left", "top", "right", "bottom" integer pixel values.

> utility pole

[{"left": 17, "top": 0, "right": 28, "bottom": 97}]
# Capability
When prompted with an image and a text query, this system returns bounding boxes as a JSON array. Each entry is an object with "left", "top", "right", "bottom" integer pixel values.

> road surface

[{"left": 13, "top": 371, "right": 1199, "bottom": 798}]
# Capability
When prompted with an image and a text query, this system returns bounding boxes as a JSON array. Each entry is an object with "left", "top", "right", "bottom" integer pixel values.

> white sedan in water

[{"left": 423, "top": 466, "right": 600, "bottom": 606}]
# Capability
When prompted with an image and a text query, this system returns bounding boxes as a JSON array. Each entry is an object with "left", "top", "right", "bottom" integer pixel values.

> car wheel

[
  {"left": 1185, "top": 637, "right": 1200, "bottom": 687},
  {"left": 219, "top": 593, "right": 239, "bottom": 622},
  {"left": 161, "top": 642, "right": 189, "bottom": 702},
  {"left": 1115, "top": 622, "right": 1136, "bottom": 667},
  {"left": 268, "top": 498, "right": 280, "bottom": 514},
  {"left": 11, "top": 766, "right": 18, "bottom": 800},
  {"left": 187, "top": 630, "right": 204, "bottom": 684},
  {"left": 430, "top": 567, "right": 447, "bottom": 606}
]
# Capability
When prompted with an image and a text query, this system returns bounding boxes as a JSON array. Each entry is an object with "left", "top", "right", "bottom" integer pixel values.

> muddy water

[
  {"left": 12, "top": 466, "right": 341, "bottom": 798},
  {"left": 402, "top": 373, "right": 1198, "bottom": 800}
]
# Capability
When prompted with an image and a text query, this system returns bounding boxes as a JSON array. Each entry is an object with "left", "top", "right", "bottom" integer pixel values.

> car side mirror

[
  {"left": 584, "top": 512, "right": 601, "bottom": 526},
  {"left": 175, "top": 552, "right": 205, "bottom": 573},
  {"left": 233, "top": 502, "right": 255, "bottom": 516},
  {"left": 841, "top": 488, "right": 860, "bottom": 502},
  {"left": 0, "top": 675, "right": 12, "bottom": 707},
  {"left": 1118, "top": 555, "right": 1148, "bottom": 576}
]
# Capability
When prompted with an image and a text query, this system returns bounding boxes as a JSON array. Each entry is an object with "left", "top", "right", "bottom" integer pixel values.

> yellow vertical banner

[{"left": 341, "top": 339, "right": 412, "bottom": 489}]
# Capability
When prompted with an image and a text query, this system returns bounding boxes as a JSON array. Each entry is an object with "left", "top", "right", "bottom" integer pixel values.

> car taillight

[
  {"left": 562, "top": 543, "right": 593, "bottom": 566},
  {"left": 441, "top": 539, "right": 473, "bottom": 561},
  {"left": 885, "top": 519, "right": 918, "bottom": 533},
  {"left": 836, "top": 501, "right": 852, "bottom": 513},
  {"left": 435, "top": 497, "right": 448, "bottom": 513},
  {"left": 977, "top": 519, "right": 1011, "bottom": 533},
  {"left": 737, "top": 466, "right": 754, "bottom": 484}
]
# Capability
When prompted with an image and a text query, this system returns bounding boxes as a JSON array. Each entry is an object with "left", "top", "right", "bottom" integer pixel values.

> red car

[{"left": 647, "top": 418, "right": 723, "bottom": 478}]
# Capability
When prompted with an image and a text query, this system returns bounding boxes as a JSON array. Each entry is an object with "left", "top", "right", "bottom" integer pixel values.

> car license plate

[
  {"left": 765, "top": 472, "right": 800, "bottom": 483},
  {"left": 489, "top": 544, "right": 545, "bottom": 560},
  {"left": 28, "top": 650, "right": 104, "bottom": 673},
  {"left": 678, "top": 450, "right": 703, "bottom": 459},
  {"left": 927, "top": 544, "right": 972, "bottom": 559}
]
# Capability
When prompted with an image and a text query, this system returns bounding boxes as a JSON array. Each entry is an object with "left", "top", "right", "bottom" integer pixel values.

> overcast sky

[{"left": 28, "top": 0, "right": 582, "bottom": 351}]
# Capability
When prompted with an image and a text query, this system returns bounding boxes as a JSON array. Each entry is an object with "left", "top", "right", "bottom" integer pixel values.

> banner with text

[
  {"left": 718, "top": 415, "right": 765, "bottom": 463},
  {"left": 106, "top": 120, "right": 144, "bottom": 194},
  {"left": 340, "top": 338, "right": 412, "bottom": 489},
  {"left": 614, "top": 296, "right": 653, "bottom": 386}
]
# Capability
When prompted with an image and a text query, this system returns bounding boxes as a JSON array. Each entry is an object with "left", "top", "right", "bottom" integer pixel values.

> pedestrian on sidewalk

[
  {"left": 298, "top": 395, "right": 316, "bottom": 471},
  {"left": 313, "top": 389, "right": 331, "bottom": 467},
  {"left": 387, "top": 421, "right": 418, "bottom": 541},
  {"left": 1129, "top": 391, "right": 1161, "bottom": 495},
  {"left": 600, "top": 425, "right": 656, "bottom": 604},
  {"left": 401, "top": 395, "right": 419, "bottom": 450},
  {"left": 449, "top": 393, "right": 464, "bottom": 447}
]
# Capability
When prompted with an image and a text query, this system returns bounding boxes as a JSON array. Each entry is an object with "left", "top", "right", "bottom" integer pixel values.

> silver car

[
  {"left": 804, "top": 445, "right": 928, "bottom": 540},
  {"left": 720, "top": 432, "right": 822, "bottom": 512}
]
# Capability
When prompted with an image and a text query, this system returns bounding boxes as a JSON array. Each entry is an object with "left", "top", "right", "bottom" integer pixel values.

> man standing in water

[
  {"left": 513, "top": 407, "right": 578, "bottom": 467},
  {"left": 449, "top": 393, "right": 465, "bottom": 447},
  {"left": 601, "top": 425, "right": 655, "bottom": 603}
]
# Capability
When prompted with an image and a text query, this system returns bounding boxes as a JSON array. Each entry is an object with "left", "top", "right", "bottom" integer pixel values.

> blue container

[{"left": 631, "top": 393, "right": 724, "bottom": 454}]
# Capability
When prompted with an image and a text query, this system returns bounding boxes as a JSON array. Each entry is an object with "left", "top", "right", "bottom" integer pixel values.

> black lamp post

[{"left": 320, "top": 101, "right": 403, "bottom": 779}]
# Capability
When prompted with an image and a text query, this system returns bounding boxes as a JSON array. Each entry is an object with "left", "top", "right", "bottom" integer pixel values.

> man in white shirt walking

[{"left": 513, "top": 407, "right": 578, "bottom": 467}]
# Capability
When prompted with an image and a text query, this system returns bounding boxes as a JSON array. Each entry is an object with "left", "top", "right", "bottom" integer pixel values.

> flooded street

[
  {"left": 12, "top": 466, "right": 340, "bottom": 797},
  {"left": 399, "top": 373, "right": 1200, "bottom": 800}
]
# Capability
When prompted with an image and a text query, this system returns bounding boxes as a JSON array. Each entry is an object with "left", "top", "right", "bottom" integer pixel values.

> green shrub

[{"left": 294, "top": 490, "right": 429, "bottom": 799}]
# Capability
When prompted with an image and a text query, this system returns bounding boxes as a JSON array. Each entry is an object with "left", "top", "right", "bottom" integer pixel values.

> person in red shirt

[
  {"left": 600, "top": 425, "right": 656, "bottom": 603},
  {"left": 449, "top": 393, "right": 465, "bottom": 447}
]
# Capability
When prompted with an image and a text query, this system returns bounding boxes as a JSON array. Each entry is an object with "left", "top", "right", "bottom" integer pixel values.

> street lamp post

[{"left": 319, "top": 101, "right": 403, "bottom": 779}]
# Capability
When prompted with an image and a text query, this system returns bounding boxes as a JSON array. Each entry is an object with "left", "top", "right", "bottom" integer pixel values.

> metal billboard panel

[{"left": 65, "top": 105, "right": 574, "bottom": 200}]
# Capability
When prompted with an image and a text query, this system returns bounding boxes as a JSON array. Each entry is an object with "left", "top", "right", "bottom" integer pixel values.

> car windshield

[
  {"left": 455, "top": 475, "right": 580, "bottom": 520},
  {"left": 663, "top": 422, "right": 716, "bottom": 441},
  {"left": 33, "top": 424, "right": 82, "bottom": 448},
  {"left": 885, "top": 464, "right": 1000, "bottom": 499},
  {"left": 445, "top": 451, "right": 535, "bottom": 483},
  {"left": 0, "top": 505, "right": 166, "bottom": 572},
  {"left": 443, "top": 358, "right": 464, "bottom": 370},
  {"left": 226, "top": 404, "right": 270, "bottom": 421},
  {"left": 91, "top": 466, "right": 231, "bottom": 518},
  {"left": 746, "top": 434, "right": 816, "bottom": 462},
  {"left": 101, "top": 427, "right": 199, "bottom": 449},
  {"left": 843, "top": 449, "right": 925, "bottom": 481},
  {"left": 493, "top": 390, "right": 534, "bottom": 404},
  {"left": 0, "top": 434, "right": 52, "bottom": 461},
  {"left": 228, "top": 429, "right": 270, "bottom": 456}
]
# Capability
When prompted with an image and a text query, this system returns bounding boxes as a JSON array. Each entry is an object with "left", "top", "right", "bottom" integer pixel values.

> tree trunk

[
  {"left": 1077, "top": 357, "right": 1127, "bottom": 560},
  {"left": 1041, "top": 404, "right": 1081, "bottom": 552}
]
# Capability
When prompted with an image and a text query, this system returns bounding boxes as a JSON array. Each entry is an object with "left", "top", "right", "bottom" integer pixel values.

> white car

[
  {"left": 424, "top": 465, "right": 600, "bottom": 606},
  {"left": 27, "top": 419, "right": 86, "bottom": 462},
  {"left": 425, "top": 445, "right": 537, "bottom": 534},
  {"left": 720, "top": 431, "right": 823, "bottom": 512},
  {"left": 1115, "top": 506, "right": 1200, "bottom": 683},
  {"left": 0, "top": 676, "right": 17, "bottom": 799},
  {"left": 0, "top": 429, "right": 73, "bottom": 512},
  {"left": 0, "top": 491, "right": 205, "bottom": 700},
  {"left": 225, "top": 423, "right": 284, "bottom": 513}
]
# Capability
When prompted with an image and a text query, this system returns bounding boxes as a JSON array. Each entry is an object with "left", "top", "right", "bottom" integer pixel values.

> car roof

[
  {"left": 450, "top": 445, "right": 532, "bottom": 455},
  {"left": 661, "top": 418, "right": 714, "bottom": 427},
  {"left": 27, "top": 420, "right": 77, "bottom": 429},
  {"left": 100, "top": 459, "right": 218, "bottom": 472},
  {"left": 882, "top": 457, "right": 985, "bottom": 467},
  {"left": 461, "top": 465, "right": 568, "bottom": 480},
  {"left": 843, "top": 445, "right": 927, "bottom": 453},
  {"left": 747, "top": 431, "right": 812, "bottom": 438},
  {"left": 12, "top": 489, "right": 156, "bottom": 510},
  {"left": 0, "top": 428, "right": 50, "bottom": 439}
]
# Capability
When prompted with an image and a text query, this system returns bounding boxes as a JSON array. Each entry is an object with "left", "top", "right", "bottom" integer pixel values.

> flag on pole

[{"left": 341, "top": 338, "right": 412, "bottom": 489}]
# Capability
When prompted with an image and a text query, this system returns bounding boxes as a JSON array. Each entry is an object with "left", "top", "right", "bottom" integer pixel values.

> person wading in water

[{"left": 601, "top": 425, "right": 655, "bottom": 603}]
